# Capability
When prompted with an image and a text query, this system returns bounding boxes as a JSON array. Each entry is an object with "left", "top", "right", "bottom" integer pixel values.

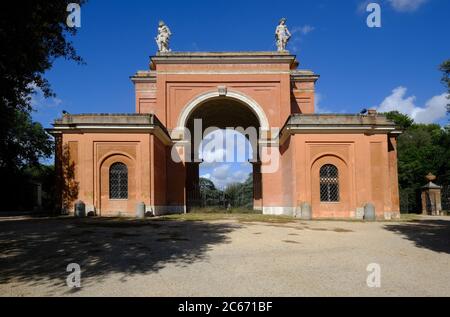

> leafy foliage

[
  {"left": 199, "top": 173, "right": 254, "bottom": 209},
  {"left": 224, "top": 174, "right": 254, "bottom": 209},
  {"left": 0, "top": 1, "right": 85, "bottom": 210},
  {"left": 1, "top": 1, "right": 85, "bottom": 168},
  {"left": 199, "top": 177, "right": 223, "bottom": 206},
  {"left": 0, "top": 110, "right": 54, "bottom": 171},
  {"left": 385, "top": 111, "right": 414, "bottom": 130},
  {"left": 386, "top": 111, "right": 450, "bottom": 212}
]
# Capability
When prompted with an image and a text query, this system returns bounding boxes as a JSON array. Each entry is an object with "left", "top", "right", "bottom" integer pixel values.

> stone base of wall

[
  {"left": 262, "top": 206, "right": 296, "bottom": 216},
  {"left": 262, "top": 206, "right": 402, "bottom": 221},
  {"left": 151, "top": 205, "right": 186, "bottom": 216}
]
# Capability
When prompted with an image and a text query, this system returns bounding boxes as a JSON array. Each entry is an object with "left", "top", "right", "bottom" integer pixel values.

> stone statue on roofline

[
  {"left": 275, "top": 18, "right": 291, "bottom": 52},
  {"left": 155, "top": 20, "right": 172, "bottom": 53}
]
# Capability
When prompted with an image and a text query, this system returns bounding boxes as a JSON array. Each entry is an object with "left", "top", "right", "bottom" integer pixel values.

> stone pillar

[
  {"left": 364, "top": 203, "right": 376, "bottom": 221},
  {"left": 388, "top": 136, "right": 400, "bottom": 214},
  {"left": 252, "top": 162, "right": 262, "bottom": 211},
  {"left": 74, "top": 200, "right": 86, "bottom": 217},
  {"left": 186, "top": 162, "right": 201, "bottom": 208},
  {"left": 300, "top": 202, "right": 312, "bottom": 220},
  {"left": 136, "top": 202, "right": 146, "bottom": 219},
  {"left": 421, "top": 173, "right": 442, "bottom": 216}
]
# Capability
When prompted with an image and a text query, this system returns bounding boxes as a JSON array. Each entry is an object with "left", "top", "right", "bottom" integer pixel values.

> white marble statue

[
  {"left": 275, "top": 18, "right": 291, "bottom": 52},
  {"left": 155, "top": 21, "right": 172, "bottom": 53}
]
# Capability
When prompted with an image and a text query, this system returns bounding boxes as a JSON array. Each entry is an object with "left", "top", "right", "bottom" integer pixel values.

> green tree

[
  {"left": 1, "top": 111, "right": 53, "bottom": 171},
  {"left": 382, "top": 60, "right": 450, "bottom": 213},
  {"left": 23, "top": 164, "right": 57, "bottom": 211},
  {"left": 224, "top": 173, "right": 253, "bottom": 208},
  {"left": 241, "top": 173, "right": 254, "bottom": 208},
  {"left": 385, "top": 111, "right": 414, "bottom": 130},
  {"left": 0, "top": 1, "right": 86, "bottom": 168},
  {"left": 387, "top": 110, "right": 450, "bottom": 212},
  {"left": 199, "top": 177, "right": 223, "bottom": 206},
  {"left": 0, "top": 1, "right": 86, "bottom": 210},
  {"left": 224, "top": 183, "right": 243, "bottom": 207},
  {"left": 199, "top": 177, "right": 217, "bottom": 192}
]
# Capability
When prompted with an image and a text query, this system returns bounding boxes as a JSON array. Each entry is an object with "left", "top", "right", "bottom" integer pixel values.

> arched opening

[
  {"left": 311, "top": 155, "right": 351, "bottom": 218},
  {"left": 99, "top": 154, "right": 136, "bottom": 216},
  {"left": 184, "top": 97, "right": 263, "bottom": 212}
]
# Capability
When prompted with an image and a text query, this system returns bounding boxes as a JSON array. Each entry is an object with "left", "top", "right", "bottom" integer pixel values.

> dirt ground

[{"left": 0, "top": 215, "right": 449, "bottom": 297}]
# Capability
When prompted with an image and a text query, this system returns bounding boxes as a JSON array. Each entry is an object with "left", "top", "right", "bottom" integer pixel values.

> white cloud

[
  {"left": 28, "top": 82, "right": 64, "bottom": 128},
  {"left": 387, "top": 0, "right": 428, "bottom": 12},
  {"left": 375, "top": 86, "right": 448, "bottom": 124},
  {"left": 199, "top": 129, "right": 254, "bottom": 188},
  {"left": 291, "top": 25, "right": 315, "bottom": 35},
  {"left": 201, "top": 173, "right": 211, "bottom": 180},
  {"left": 29, "top": 83, "right": 62, "bottom": 110},
  {"left": 202, "top": 147, "right": 227, "bottom": 163},
  {"left": 314, "top": 92, "right": 335, "bottom": 114},
  {"left": 213, "top": 165, "right": 230, "bottom": 180},
  {"left": 357, "top": 0, "right": 373, "bottom": 14},
  {"left": 314, "top": 92, "right": 325, "bottom": 113},
  {"left": 200, "top": 129, "right": 254, "bottom": 164},
  {"left": 290, "top": 25, "right": 315, "bottom": 53},
  {"left": 201, "top": 164, "right": 251, "bottom": 189}
]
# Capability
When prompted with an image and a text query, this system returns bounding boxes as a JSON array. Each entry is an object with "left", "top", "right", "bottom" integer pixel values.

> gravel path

[{"left": 0, "top": 216, "right": 449, "bottom": 296}]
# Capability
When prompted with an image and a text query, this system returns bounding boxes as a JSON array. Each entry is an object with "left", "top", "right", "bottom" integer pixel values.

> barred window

[
  {"left": 109, "top": 163, "right": 128, "bottom": 199},
  {"left": 320, "top": 164, "right": 339, "bottom": 202}
]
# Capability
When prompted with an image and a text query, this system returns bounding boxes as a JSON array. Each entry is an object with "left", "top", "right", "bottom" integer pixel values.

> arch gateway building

[{"left": 49, "top": 25, "right": 401, "bottom": 220}]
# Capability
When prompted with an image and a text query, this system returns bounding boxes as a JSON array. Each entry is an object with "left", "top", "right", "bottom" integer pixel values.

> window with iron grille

[
  {"left": 109, "top": 162, "right": 128, "bottom": 199},
  {"left": 320, "top": 164, "right": 339, "bottom": 202}
]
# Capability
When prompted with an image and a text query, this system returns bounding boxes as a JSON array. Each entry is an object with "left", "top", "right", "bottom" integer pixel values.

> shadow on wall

[
  {"left": 384, "top": 219, "right": 450, "bottom": 254},
  {"left": 0, "top": 218, "right": 236, "bottom": 291},
  {"left": 61, "top": 144, "right": 79, "bottom": 212}
]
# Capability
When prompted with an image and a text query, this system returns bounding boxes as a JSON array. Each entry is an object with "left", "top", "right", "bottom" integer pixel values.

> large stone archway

[
  {"left": 181, "top": 95, "right": 264, "bottom": 211},
  {"left": 51, "top": 51, "right": 401, "bottom": 219}
]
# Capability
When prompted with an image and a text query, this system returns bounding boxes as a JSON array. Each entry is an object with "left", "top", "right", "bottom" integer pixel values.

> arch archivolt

[
  {"left": 173, "top": 89, "right": 270, "bottom": 141},
  {"left": 310, "top": 152, "right": 348, "bottom": 171},
  {"left": 97, "top": 153, "right": 137, "bottom": 215},
  {"left": 99, "top": 151, "right": 135, "bottom": 169}
]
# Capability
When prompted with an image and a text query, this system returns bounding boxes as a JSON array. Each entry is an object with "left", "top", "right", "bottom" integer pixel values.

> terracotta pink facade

[{"left": 50, "top": 52, "right": 401, "bottom": 219}]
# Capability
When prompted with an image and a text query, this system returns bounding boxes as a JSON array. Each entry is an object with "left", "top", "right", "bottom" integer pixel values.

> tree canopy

[
  {"left": 0, "top": 1, "right": 86, "bottom": 210},
  {"left": 0, "top": 1, "right": 85, "bottom": 170},
  {"left": 384, "top": 111, "right": 450, "bottom": 212}
]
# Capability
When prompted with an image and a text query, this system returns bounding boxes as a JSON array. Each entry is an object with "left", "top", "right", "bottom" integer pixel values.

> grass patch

[
  {"left": 188, "top": 207, "right": 261, "bottom": 214},
  {"left": 399, "top": 214, "right": 422, "bottom": 222},
  {"left": 77, "top": 218, "right": 163, "bottom": 228},
  {"left": 158, "top": 213, "right": 296, "bottom": 224}
]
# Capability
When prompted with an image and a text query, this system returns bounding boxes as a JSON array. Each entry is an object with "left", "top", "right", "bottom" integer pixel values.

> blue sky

[{"left": 33, "top": 0, "right": 450, "bottom": 188}]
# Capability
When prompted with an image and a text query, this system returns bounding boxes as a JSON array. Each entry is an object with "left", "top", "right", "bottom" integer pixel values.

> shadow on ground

[
  {"left": 384, "top": 218, "right": 450, "bottom": 254},
  {"left": 0, "top": 217, "right": 237, "bottom": 289}
]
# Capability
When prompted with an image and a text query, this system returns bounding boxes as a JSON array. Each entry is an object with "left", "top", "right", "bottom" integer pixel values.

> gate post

[{"left": 421, "top": 173, "right": 442, "bottom": 216}]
